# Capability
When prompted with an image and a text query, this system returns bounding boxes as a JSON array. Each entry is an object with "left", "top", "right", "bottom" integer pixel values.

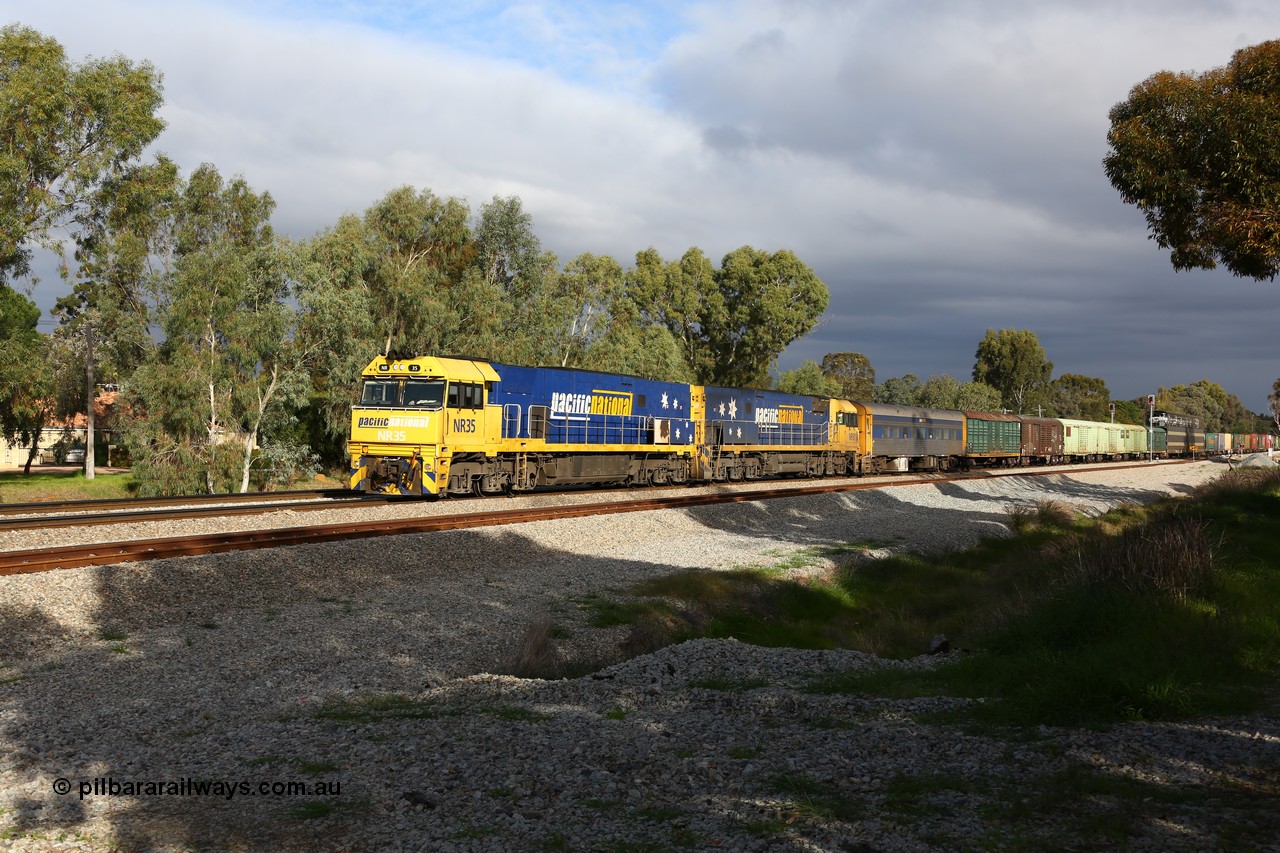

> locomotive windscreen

[
  {"left": 361, "top": 380, "right": 399, "bottom": 406},
  {"left": 404, "top": 379, "right": 445, "bottom": 408}
]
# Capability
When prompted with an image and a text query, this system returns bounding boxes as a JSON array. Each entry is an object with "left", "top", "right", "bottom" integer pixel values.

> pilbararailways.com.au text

[{"left": 53, "top": 776, "right": 342, "bottom": 801}]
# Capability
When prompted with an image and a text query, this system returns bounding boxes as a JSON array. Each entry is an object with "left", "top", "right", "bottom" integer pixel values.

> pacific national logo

[
  {"left": 551, "top": 390, "right": 633, "bottom": 417},
  {"left": 756, "top": 405, "right": 804, "bottom": 427},
  {"left": 357, "top": 416, "right": 430, "bottom": 428}
]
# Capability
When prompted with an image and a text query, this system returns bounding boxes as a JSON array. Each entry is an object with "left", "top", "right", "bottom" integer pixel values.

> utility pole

[{"left": 85, "top": 318, "right": 95, "bottom": 480}]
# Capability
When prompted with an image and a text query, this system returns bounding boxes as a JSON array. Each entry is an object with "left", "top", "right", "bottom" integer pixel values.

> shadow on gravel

[
  {"left": 1, "top": 467, "right": 1255, "bottom": 851},
  {"left": 2, "top": 529, "right": 751, "bottom": 849}
]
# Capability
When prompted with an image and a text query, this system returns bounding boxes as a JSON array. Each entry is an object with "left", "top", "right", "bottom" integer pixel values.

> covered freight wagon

[
  {"left": 962, "top": 411, "right": 1022, "bottom": 465},
  {"left": 1060, "top": 419, "right": 1146, "bottom": 460},
  {"left": 1019, "top": 416, "right": 1064, "bottom": 464}
]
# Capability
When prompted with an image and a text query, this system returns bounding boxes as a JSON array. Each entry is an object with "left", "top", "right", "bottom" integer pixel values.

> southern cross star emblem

[
  {"left": 661, "top": 393, "right": 669, "bottom": 409},
  {"left": 728, "top": 399, "right": 738, "bottom": 418}
]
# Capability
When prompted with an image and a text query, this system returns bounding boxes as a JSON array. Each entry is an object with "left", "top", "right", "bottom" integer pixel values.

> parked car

[{"left": 63, "top": 447, "right": 85, "bottom": 464}]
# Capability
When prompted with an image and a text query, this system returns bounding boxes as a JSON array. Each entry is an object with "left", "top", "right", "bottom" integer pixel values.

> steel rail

[
  {"left": 0, "top": 496, "right": 397, "bottom": 532},
  {"left": 0, "top": 460, "right": 1194, "bottom": 577},
  {"left": 0, "top": 488, "right": 353, "bottom": 518}
]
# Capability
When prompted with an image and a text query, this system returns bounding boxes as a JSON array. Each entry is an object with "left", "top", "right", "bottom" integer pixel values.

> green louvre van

[
  {"left": 962, "top": 411, "right": 1022, "bottom": 463},
  {"left": 1059, "top": 418, "right": 1147, "bottom": 460}
]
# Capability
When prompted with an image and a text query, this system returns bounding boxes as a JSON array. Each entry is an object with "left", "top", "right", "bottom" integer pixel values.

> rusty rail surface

[
  {"left": 0, "top": 460, "right": 1194, "bottom": 577},
  {"left": 0, "top": 495, "right": 394, "bottom": 532},
  {"left": 0, "top": 488, "right": 354, "bottom": 518}
]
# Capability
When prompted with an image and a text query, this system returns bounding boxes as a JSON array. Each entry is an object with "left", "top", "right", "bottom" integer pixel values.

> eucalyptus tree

[
  {"left": 973, "top": 329, "right": 1053, "bottom": 414},
  {"left": 627, "top": 245, "right": 827, "bottom": 387},
  {"left": 361, "top": 186, "right": 473, "bottom": 356},
  {"left": 1153, "top": 380, "right": 1227, "bottom": 431},
  {"left": 916, "top": 375, "right": 961, "bottom": 409},
  {"left": 0, "top": 24, "right": 164, "bottom": 284},
  {"left": 820, "top": 352, "right": 876, "bottom": 401},
  {"left": 778, "top": 360, "right": 842, "bottom": 396},
  {"left": 1113, "top": 399, "right": 1144, "bottom": 426},
  {"left": 701, "top": 247, "right": 828, "bottom": 388},
  {"left": 627, "top": 247, "right": 716, "bottom": 381},
  {"left": 0, "top": 285, "right": 52, "bottom": 472},
  {"left": 127, "top": 165, "right": 315, "bottom": 494},
  {"left": 57, "top": 156, "right": 181, "bottom": 378},
  {"left": 1048, "top": 374, "right": 1111, "bottom": 421},
  {"left": 549, "top": 252, "right": 626, "bottom": 368},
  {"left": 953, "top": 381, "right": 1003, "bottom": 413},
  {"left": 910, "top": 374, "right": 1003, "bottom": 411},
  {"left": 1105, "top": 40, "right": 1280, "bottom": 280},
  {"left": 874, "top": 374, "right": 921, "bottom": 405}
]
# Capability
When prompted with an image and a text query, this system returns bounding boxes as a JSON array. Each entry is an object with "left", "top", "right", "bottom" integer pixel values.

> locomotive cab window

[
  {"left": 361, "top": 380, "right": 399, "bottom": 406},
  {"left": 462, "top": 383, "right": 484, "bottom": 409},
  {"left": 404, "top": 379, "right": 445, "bottom": 409},
  {"left": 448, "top": 382, "right": 483, "bottom": 409}
]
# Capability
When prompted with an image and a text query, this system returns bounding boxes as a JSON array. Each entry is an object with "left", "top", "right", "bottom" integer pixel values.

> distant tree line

[{"left": 779, "top": 328, "right": 1274, "bottom": 435}]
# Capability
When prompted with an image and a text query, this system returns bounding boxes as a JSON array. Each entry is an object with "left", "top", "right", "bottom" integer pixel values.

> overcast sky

[{"left": 9, "top": 0, "right": 1280, "bottom": 411}]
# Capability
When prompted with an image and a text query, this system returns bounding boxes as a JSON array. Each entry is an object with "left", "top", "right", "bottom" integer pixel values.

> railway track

[
  {"left": 0, "top": 490, "right": 401, "bottom": 532},
  {"left": 0, "top": 488, "right": 358, "bottom": 519},
  {"left": 0, "top": 460, "right": 1195, "bottom": 577}
]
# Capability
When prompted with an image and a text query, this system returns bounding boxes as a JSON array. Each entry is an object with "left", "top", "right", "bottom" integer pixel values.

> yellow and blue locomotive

[{"left": 348, "top": 356, "right": 700, "bottom": 496}]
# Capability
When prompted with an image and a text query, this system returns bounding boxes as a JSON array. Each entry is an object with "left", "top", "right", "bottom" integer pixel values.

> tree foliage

[
  {"left": 911, "top": 374, "right": 1002, "bottom": 411},
  {"left": 1104, "top": 40, "right": 1280, "bottom": 280},
  {"left": 0, "top": 284, "right": 52, "bottom": 471},
  {"left": 1049, "top": 374, "right": 1112, "bottom": 422},
  {"left": 1271, "top": 378, "right": 1280, "bottom": 432},
  {"left": 973, "top": 329, "right": 1053, "bottom": 414},
  {"left": 120, "top": 165, "right": 318, "bottom": 494},
  {"left": 819, "top": 352, "right": 875, "bottom": 401},
  {"left": 875, "top": 374, "right": 921, "bottom": 405},
  {"left": 702, "top": 247, "right": 828, "bottom": 387},
  {"left": 778, "top": 360, "right": 842, "bottom": 396},
  {"left": 0, "top": 24, "right": 164, "bottom": 284},
  {"left": 1113, "top": 399, "right": 1144, "bottom": 426}
]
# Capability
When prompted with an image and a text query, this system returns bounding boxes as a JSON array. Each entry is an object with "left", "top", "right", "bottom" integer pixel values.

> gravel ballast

[{"left": 1, "top": 461, "right": 1276, "bottom": 851}]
